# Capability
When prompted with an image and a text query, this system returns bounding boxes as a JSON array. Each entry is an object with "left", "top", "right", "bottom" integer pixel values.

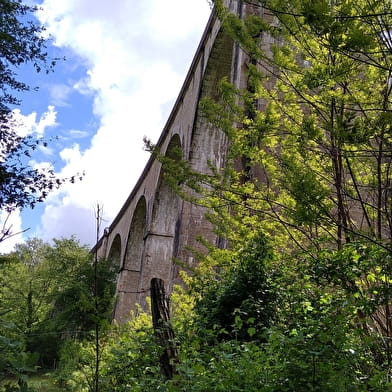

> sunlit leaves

[{"left": 137, "top": 1, "right": 392, "bottom": 389}]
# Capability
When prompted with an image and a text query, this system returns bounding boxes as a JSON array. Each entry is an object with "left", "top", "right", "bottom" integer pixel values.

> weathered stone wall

[{"left": 94, "top": 1, "right": 256, "bottom": 322}]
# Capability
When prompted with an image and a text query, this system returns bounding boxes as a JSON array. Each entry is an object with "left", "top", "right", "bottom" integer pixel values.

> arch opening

[
  {"left": 138, "top": 136, "right": 183, "bottom": 306},
  {"left": 114, "top": 196, "right": 147, "bottom": 323},
  {"left": 107, "top": 234, "right": 121, "bottom": 270}
]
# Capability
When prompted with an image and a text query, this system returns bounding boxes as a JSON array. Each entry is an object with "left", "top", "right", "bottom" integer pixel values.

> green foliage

[
  {"left": 308, "top": 243, "right": 392, "bottom": 370},
  {"left": 52, "top": 340, "right": 94, "bottom": 392},
  {"left": 145, "top": 1, "right": 392, "bottom": 390},
  {"left": 100, "top": 314, "right": 163, "bottom": 392},
  {"left": 26, "top": 374, "right": 61, "bottom": 392},
  {"left": 172, "top": 341, "right": 272, "bottom": 392},
  {"left": 0, "top": 320, "right": 37, "bottom": 387},
  {"left": 194, "top": 232, "right": 278, "bottom": 341},
  {"left": 51, "top": 255, "right": 116, "bottom": 336},
  {"left": 4, "top": 1, "right": 389, "bottom": 391},
  {"left": 0, "top": 0, "right": 69, "bottom": 214},
  {"left": 47, "top": 241, "right": 390, "bottom": 391},
  {"left": 204, "top": 0, "right": 392, "bottom": 253},
  {"left": 0, "top": 237, "right": 116, "bottom": 376},
  {"left": 0, "top": 0, "right": 50, "bottom": 115}
]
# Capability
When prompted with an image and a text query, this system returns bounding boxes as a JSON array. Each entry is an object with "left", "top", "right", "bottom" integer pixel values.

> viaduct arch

[{"left": 94, "top": 1, "right": 260, "bottom": 322}]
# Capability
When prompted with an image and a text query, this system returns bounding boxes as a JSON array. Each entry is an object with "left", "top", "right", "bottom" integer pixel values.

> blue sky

[{"left": 0, "top": 0, "right": 211, "bottom": 252}]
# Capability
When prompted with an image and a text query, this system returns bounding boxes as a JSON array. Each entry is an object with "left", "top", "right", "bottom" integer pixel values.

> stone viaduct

[{"left": 94, "top": 1, "right": 270, "bottom": 323}]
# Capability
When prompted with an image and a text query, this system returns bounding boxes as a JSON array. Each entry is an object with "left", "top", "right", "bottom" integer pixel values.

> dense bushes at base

[{"left": 61, "top": 239, "right": 390, "bottom": 391}]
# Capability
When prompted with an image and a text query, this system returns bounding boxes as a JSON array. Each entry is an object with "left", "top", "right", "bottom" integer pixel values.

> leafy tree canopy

[
  {"left": 145, "top": 0, "right": 392, "bottom": 389},
  {"left": 0, "top": 237, "right": 116, "bottom": 374},
  {"left": 0, "top": 0, "right": 73, "bottom": 220}
]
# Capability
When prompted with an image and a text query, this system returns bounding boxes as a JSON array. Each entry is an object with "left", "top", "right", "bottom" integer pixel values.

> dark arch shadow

[
  {"left": 114, "top": 196, "right": 147, "bottom": 323},
  {"left": 107, "top": 233, "right": 121, "bottom": 269}
]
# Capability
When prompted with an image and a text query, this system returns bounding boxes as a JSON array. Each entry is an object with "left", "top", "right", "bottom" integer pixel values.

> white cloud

[
  {"left": 34, "top": 106, "right": 57, "bottom": 137},
  {"left": 30, "top": 160, "right": 54, "bottom": 172},
  {"left": 31, "top": 0, "right": 211, "bottom": 246},
  {"left": 37, "top": 202, "right": 97, "bottom": 246},
  {"left": 69, "top": 129, "right": 90, "bottom": 139},
  {"left": 11, "top": 106, "right": 58, "bottom": 138},
  {"left": 147, "top": 0, "right": 211, "bottom": 42},
  {"left": 73, "top": 77, "right": 93, "bottom": 96},
  {"left": 48, "top": 83, "right": 72, "bottom": 106}
]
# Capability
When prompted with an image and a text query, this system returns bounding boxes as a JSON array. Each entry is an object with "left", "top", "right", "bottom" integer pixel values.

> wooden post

[{"left": 150, "top": 277, "right": 178, "bottom": 379}]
